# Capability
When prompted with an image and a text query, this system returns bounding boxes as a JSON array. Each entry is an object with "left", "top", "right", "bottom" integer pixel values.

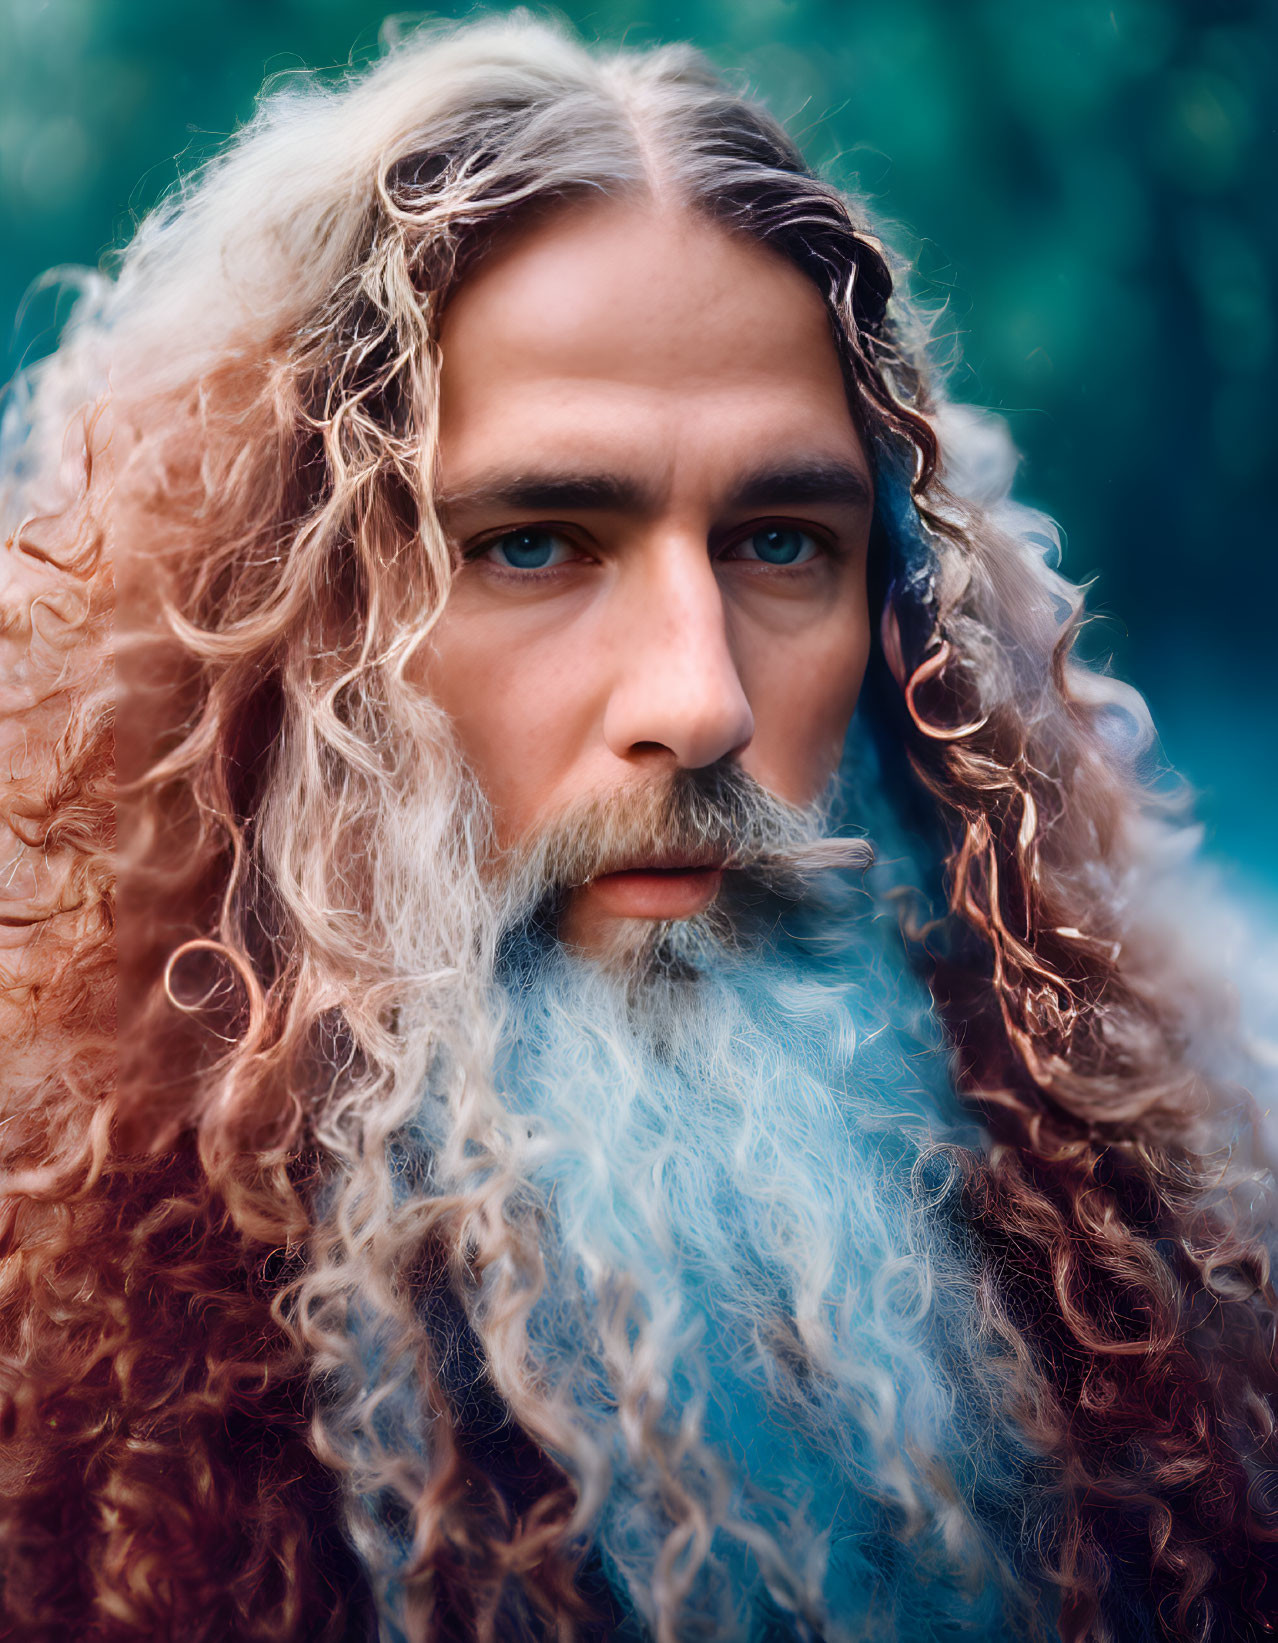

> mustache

[{"left": 501, "top": 763, "right": 873, "bottom": 908}]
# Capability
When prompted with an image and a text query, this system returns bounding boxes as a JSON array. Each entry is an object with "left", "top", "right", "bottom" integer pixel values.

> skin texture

[{"left": 423, "top": 199, "right": 875, "bottom": 951}]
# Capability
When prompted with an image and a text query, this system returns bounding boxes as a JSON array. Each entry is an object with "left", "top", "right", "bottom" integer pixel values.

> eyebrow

[
  {"left": 728, "top": 459, "right": 873, "bottom": 512},
  {"left": 435, "top": 457, "right": 874, "bottom": 520},
  {"left": 436, "top": 471, "right": 650, "bottom": 516}
]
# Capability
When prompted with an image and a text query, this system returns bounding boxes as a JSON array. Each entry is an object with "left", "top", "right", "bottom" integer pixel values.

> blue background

[{"left": 2, "top": 0, "right": 1273, "bottom": 890}]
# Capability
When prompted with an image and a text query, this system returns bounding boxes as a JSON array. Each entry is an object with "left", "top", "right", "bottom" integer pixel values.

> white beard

[{"left": 379, "top": 727, "right": 1056, "bottom": 1641}]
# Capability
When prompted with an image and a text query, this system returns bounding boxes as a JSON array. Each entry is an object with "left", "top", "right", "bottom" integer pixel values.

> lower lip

[{"left": 583, "top": 867, "right": 723, "bottom": 920}]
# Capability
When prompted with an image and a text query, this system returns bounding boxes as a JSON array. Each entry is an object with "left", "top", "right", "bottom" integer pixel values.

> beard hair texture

[{"left": 355, "top": 740, "right": 1054, "bottom": 1642}]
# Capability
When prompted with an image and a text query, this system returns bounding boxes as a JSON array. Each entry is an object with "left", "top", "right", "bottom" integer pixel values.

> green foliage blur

[{"left": 2, "top": 0, "right": 1274, "bottom": 884}]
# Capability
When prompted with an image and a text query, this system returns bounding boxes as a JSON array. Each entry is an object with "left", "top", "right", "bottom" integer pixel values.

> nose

[{"left": 601, "top": 536, "right": 754, "bottom": 771}]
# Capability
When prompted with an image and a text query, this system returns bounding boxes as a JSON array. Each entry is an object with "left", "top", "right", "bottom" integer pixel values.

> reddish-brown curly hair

[{"left": 3, "top": 16, "right": 1277, "bottom": 1642}]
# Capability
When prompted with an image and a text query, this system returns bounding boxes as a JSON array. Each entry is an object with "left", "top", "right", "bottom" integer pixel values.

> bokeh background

[{"left": 2, "top": 0, "right": 1274, "bottom": 890}]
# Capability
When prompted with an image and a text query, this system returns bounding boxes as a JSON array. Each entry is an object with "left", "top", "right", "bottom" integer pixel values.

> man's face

[{"left": 423, "top": 199, "right": 875, "bottom": 952}]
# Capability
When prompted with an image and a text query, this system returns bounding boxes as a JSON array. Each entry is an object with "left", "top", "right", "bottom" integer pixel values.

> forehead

[{"left": 435, "top": 198, "right": 865, "bottom": 491}]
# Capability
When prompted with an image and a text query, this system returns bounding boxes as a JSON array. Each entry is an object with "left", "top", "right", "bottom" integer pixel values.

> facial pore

[{"left": 421, "top": 198, "right": 875, "bottom": 954}]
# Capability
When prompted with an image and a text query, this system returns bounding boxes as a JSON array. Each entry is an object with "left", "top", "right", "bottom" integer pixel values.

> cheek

[
  {"left": 740, "top": 614, "right": 871, "bottom": 803},
  {"left": 414, "top": 608, "right": 597, "bottom": 840}
]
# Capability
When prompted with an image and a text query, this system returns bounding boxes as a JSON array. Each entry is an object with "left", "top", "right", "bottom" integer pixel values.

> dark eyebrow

[
  {"left": 727, "top": 459, "right": 874, "bottom": 513},
  {"left": 434, "top": 456, "right": 873, "bottom": 522},
  {"left": 435, "top": 470, "right": 655, "bottom": 518}
]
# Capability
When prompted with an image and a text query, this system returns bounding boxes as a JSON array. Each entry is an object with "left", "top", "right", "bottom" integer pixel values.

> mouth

[{"left": 580, "top": 858, "right": 725, "bottom": 921}]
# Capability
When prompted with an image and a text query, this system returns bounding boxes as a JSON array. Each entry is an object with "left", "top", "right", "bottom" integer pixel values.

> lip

[{"left": 581, "top": 862, "right": 724, "bottom": 920}]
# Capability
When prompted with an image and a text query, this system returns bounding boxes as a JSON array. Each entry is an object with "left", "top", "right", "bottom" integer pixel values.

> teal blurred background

[{"left": 2, "top": 0, "right": 1274, "bottom": 887}]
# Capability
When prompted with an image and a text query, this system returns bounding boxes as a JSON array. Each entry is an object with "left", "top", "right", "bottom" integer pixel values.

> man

[{"left": 1, "top": 16, "right": 1275, "bottom": 1643}]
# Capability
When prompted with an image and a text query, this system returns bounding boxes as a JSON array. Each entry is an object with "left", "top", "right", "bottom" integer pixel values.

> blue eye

[
  {"left": 731, "top": 527, "right": 819, "bottom": 566},
  {"left": 482, "top": 529, "right": 574, "bottom": 570}
]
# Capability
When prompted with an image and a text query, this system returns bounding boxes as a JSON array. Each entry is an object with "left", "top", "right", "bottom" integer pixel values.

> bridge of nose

[{"left": 599, "top": 520, "right": 754, "bottom": 770}]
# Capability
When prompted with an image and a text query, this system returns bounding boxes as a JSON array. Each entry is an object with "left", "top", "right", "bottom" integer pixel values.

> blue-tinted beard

[{"left": 388, "top": 726, "right": 1057, "bottom": 1642}]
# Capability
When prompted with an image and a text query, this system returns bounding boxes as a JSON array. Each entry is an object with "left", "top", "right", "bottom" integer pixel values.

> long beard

[{"left": 383, "top": 748, "right": 1054, "bottom": 1640}]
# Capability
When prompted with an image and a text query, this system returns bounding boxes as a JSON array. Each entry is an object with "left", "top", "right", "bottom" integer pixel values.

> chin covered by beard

[{"left": 344, "top": 749, "right": 1058, "bottom": 1643}]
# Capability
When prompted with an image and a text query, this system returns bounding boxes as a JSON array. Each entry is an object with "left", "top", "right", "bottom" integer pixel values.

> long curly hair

[{"left": 2, "top": 13, "right": 1276, "bottom": 1641}]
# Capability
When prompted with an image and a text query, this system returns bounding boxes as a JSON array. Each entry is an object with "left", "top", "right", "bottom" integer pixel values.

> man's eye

[
  {"left": 479, "top": 529, "right": 576, "bottom": 570},
  {"left": 724, "top": 527, "right": 821, "bottom": 566}
]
